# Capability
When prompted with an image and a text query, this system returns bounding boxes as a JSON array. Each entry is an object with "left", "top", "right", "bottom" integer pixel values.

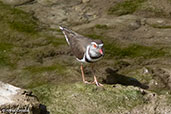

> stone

[
  {"left": 0, "top": 81, "right": 48, "bottom": 114},
  {"left": 1, "top": 0, "right": 34, "bottom": 6},
  {"left": 82, "top": 0, "right": 90, "bottom": 3}
]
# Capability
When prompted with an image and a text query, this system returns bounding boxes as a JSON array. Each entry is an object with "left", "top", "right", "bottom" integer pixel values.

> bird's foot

[
  {"left": 83, "top": 81, "right": 91, "bottom": 84},
  {"left": 92, "top": 81, "right": 103, "bottom": 87},
  {"left": 83, "top": 80, "right": 103, "bottom": 86},
  {"left": 92, "top": 75, "right": 103, "bottom": 87}
]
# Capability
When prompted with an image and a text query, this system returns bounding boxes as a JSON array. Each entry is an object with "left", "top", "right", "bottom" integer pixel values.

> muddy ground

[{"left": 0, "top": 0, "right": 171, "bottom": 113}]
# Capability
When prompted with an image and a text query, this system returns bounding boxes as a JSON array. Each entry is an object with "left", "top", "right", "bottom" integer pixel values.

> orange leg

[
  {"left": 91, "top": 64, "right": 103, "bottom": 87},
  {"left": 80, "top": 63, "right": 90, "bottom": 84},
  {"left": 92, "top": 75, "right": 103, "bottom": 87}
]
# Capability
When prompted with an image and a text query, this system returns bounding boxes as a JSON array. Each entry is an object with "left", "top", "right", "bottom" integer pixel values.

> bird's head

[{"left": 89, "top": 41, "right": 104, "bottom": 58}]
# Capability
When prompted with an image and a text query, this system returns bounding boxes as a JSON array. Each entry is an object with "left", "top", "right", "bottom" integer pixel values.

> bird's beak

[{"left": 99, "top": 49, "right": 103, "bottom": 55}]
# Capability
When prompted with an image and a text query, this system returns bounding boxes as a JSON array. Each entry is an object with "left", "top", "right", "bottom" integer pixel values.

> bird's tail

[
  {"left": 59, "top": 26, "right": 77, "bottom": 35},
  {"left": 59, "top": 26, "right": 71, "bottom": 45},
  {"left": 59, "top": 26, "right": 64, "bottom": 30}
]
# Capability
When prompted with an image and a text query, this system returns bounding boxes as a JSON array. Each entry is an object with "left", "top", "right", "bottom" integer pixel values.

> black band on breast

[
  {"left": 85, "top": 57, "right": 93, "bottom": 63},
  {"left": 90, "top": 55, "right": 102, "bottom": 59}
]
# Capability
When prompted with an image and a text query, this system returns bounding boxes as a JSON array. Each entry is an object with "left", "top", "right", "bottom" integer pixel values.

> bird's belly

[{"left": 76, "top": 58, "right": 87, "bottom": 63}]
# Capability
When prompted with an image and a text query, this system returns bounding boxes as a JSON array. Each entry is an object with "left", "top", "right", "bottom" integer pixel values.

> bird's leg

[
  {"left": 80, "top": 63, "right": 90, "bottom": 84},
  {"left": 91, "top": 64, "right": 103, "bottom": 87},
  {"left": 93, "top": 75, "right": 103, "bottom": 87}
]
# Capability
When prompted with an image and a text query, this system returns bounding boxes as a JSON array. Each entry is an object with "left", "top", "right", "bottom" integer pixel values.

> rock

[
  {"left": 152, "top": 68, "right": 171, "bottom": 90},
  {"left": 131, "top": 94, "right": 171, "bottom": 114},
  {"left": 37, "top": 0, "right": 81, "bottom": 6},
  {"left": 1, "top": 0, "right": 34, "bottom": 6},
  {"left": 0, "top": 81, "right": 20, "bottom": 105},
  {"left": 0, "top": 81, "right": 48, "bottom": 114},
  {"left": 146, "top": 18, "right": 171, "bottom": 28},
  {"left": 82, "top": 0, "right": 90, "bottom": 3},
  {"left": 73, "top": 15, "right": 141, "bottom": 32},
  {"left": 16, "top": 0, "right": 100, "bottom": 27},
  {"left": 21, "top": 0, "right": 93, "bottom": 27}
]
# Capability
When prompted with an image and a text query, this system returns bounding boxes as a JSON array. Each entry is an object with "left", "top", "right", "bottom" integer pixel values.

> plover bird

[{"left": 59, "top": 26, "right": 104, "bottom": 86}]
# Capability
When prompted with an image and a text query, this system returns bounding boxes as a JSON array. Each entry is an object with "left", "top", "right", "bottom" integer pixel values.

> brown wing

[
  {"left": 70, "top": 39, "right": 85, "bottom": 59},
  {"left": 59, "top": 26, "right": 92, "bottom": 59}
]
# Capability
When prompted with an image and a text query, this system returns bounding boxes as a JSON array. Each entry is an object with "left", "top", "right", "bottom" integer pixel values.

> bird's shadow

[{"left": 102, "top": 68, "right": 149, "bottom": 89}]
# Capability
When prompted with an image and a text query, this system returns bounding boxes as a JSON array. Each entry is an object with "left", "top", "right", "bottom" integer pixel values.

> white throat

[
  {"left": 85, "top": 45, "right": 103, "bottom": 62},
  {"left": 76, "top": 45, "right": 103, "bottom": 63}
]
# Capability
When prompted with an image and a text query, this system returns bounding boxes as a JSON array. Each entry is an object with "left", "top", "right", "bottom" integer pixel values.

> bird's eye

[{"left": 93, "top": 44, "right": 97, "bottom": 48}]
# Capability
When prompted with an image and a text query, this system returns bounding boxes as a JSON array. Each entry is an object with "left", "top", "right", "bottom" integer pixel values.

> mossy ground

[
  {"left": 0, "top": 1, "right": 67, "bottom": 88},
  {"left": 104, "top": 43, "right": 167, "bottom": 59},
  {"left": 108, "top": 0, "right": 171, "bottom": 18},
  {"left": 0, "top": 42, "right": 14, "bottom": 67},
  {"left": 108, "top": 0, "right": 146, "bottom": 15},
  {"left": 0, "top": 1, "right": 171, "bottom": 114},
  {"left": 0, "top": 2, "right": 38, "bottom": 34},
  {"left": 33, "top": 83, "right": 145, "bottom": 114},
  {"left": 95, "top": 24, "right": 109, "bottom": 29},
  {"left": 148, "top": 24, "right": 171, "bottom": 29}
]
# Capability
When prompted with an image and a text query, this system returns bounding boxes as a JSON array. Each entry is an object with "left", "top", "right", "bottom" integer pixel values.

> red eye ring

[{"left": 93, "top": 44, "right": 97, "bottom": 48}]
